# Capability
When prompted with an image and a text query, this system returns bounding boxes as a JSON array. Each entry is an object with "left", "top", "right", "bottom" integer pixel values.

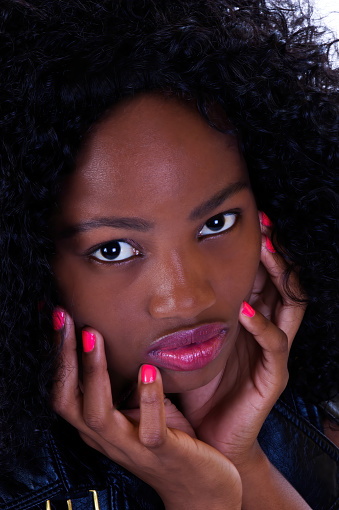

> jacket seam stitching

[
  {"left": 274, "top": 398, "right": 339, "bottom": 461},
  {"left": 1, "top": 482, "right": 61, "bottom": 510}
]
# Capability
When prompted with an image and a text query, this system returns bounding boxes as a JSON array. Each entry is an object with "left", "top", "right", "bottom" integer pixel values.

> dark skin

[
  {"left": 52, "top": 94, "right": 311, "bottom": 508},
  {"left": 53, "top": 94, "right": 261, "bottom": 398}
]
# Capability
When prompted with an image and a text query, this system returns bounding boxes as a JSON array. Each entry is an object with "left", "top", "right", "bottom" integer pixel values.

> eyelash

[
  {"left": 88, "top": 210, "right": 240, "bottom": 264},
  {"left": 197, "top": 211, "right": 239, "bottom": 238},
  {"left": 88, "top": 240, "right": 141, "bottom": 265}
]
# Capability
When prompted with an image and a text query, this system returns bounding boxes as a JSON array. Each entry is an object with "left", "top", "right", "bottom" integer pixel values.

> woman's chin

[
  {"left": 159, "top": 330, "right": 239, "bottom": 394},
  {"left": 160, "top": 357, "right": 227, "bottom": 394}
]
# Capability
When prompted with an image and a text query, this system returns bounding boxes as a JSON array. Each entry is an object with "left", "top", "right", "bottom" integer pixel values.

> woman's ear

[{"left": 250, "top": 259, "right": 267, "bottom": 303}]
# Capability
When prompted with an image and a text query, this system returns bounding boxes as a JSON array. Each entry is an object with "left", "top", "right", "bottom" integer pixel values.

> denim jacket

[{"left": 1, "top": 385, "right": 338, "bottom": 510}]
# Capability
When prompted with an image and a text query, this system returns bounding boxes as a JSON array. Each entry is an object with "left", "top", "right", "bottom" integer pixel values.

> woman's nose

[{"left": 147, "top": 251, "right": 216, "bottom": 320}]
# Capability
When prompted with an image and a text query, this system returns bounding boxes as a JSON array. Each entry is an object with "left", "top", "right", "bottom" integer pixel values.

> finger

[
  {"left": 259, "top": 225, "right": 306, "bottom": 305},
  {"left": 138, "top": 365, "right": 167, "bottom": 448},
  {"left": 239, "top": 302, "right": 289, "bottom": 388},
  {"left": 259, "top": 211, "right": 273, "bottom": 229},
  {"left": 51, "top": 310, "right": 83, "bottom": 421},
  {"left": 262, "top": 241, "right": 303, "bottom": 299},
  {"left": 81, "top": 328, "right": 122, "bottom": 435},
  {"left": 259, "top": 212, "right": 291, "bottom": 291},
  {"left": 239, "top": 301, "right": 288, "bottom": 354},
  {"left": 121, "top": 397, "right": 196, "bottom": 438},
  {"left": 260, "top": 236, "right": 306, "bottom": 343}
]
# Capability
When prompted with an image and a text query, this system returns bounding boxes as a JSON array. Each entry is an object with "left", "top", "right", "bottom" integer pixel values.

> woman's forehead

[
  {"left": 78, "top": 93, "right": 237, "bottom": 158},
  {"left": 56, "top": 93, "right": 249, "bottom": 225}
]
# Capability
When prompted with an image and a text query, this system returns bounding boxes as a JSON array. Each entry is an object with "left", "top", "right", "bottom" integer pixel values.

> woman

[{"left": 0, "top": 0, "right": 338, "bottom": 508}]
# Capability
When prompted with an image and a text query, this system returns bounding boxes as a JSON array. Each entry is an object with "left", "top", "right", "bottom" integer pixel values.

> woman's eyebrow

[
  {"left": 58, "top": 181, "right": 248, "bottom": 239},
  {"left": 189, "top": 181, "right": 249, "bottom": 221},
  {"left": 58, "top": 216, "right": 154, "bottom": 239}
]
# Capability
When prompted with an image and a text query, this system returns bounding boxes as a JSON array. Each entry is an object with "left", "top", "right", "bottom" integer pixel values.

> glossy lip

[{"left": 146, "top": 323, "right": 227, "bottom": 371}]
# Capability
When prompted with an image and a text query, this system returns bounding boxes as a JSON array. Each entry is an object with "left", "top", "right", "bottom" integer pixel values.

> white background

[
  {"left": 312, "top": 0, "right": 338, "bottom": 63},
  {"left": 313, "top": 0, "right": 338, "bottom": 38}
]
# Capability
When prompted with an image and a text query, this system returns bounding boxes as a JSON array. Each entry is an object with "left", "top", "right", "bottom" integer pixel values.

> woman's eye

[
  {"left": 199, "top": 213, "right": 237, "bottom": 237},
  {"left": 90, "top": 241, "right": 139, "bottom": 262}
]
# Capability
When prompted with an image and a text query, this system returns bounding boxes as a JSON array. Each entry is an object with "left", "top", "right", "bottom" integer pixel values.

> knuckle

[
  {"left": 140, "top": 429, "right": 166, "bottom": 448},
  {"left": 51, "top": 397, "right": 65, "bottom": 416},
  {"left": 281, "top": 367, "right": 290, "bottom": 388},
  {"left": 83, "top": 412, "right": 106, "bottom": 432},
  {"left": 52, "top": 394, "right": 80, "bottom": 423},
  {"left": 273, "top": 366, "right": 289, "bottom": 395},
  {"left": 260, "top": 319, "right": 271, "bottom": 334},
  {"left": 255, "top": 315, "right": 271, "bottom": 335},
  {"left": 51, "top": 390, "right": 71, "bottom": 415},
  {"left": 82, "top": 363, "right": 98, "bottom": 377},
  {"left": 275, "top": 331, "right": 289, "bottom": 354},
  {"left": 140, "top": 391, "right": 162, "bottom": 408}
]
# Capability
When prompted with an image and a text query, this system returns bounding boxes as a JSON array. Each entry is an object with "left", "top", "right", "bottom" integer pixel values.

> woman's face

[{"left": 53, "top": 94, "right": 261, "bottom": 398}]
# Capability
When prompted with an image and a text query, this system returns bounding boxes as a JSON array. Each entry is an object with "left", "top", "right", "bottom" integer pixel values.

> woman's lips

[{"left": 146, "top": 323, "right": 227, "bottom": 371}]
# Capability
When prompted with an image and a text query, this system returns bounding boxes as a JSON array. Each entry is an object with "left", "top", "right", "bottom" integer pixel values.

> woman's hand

[
  {"left": 51, "top": 315, "right": 242, "bottom": 510},
  {"left": 179, "top": 214, "right": 307, "bottom": 472}
]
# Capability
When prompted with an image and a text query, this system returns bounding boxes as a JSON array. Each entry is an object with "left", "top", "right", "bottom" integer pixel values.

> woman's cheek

[{"left": 212, "top": 240, "right": 261, "bottom": 310}]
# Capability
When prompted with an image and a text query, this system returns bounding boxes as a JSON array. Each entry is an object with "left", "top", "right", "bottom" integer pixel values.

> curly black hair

[{"left": 0, "top": 0, "right": 338, "bottom": 473}]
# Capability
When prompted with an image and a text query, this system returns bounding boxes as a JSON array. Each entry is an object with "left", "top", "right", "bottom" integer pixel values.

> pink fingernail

[
  {"left": 82, "top": 331, "right": 95, "bottom": 352},
  {"left": 241, "top": 301, "right": 255, "bottom": 317},
  {"left": 262, "top": 212, "right": 273, "bottom": 227},
  {"left": 266, "top": 236, "right": 276, "bottom": 253},
  {"left": 52, "top": 309, "right": 65, "bottom": 331},
  {"left": 141, "top": 365, "right": 157, "bottom": 384}
]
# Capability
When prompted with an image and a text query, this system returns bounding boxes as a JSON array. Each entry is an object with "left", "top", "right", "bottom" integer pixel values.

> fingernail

[
  {"left": 241, "top": 301, "right": 255, "bottom": 317},
  {"left": 82, "top": 331, "right": 95, "bottom": 352},
  {"left": 52, "top": 309, "right": 65, "bottom": 331},
  {"left": 266, "top": 236, "right": 276, "bottom": 253},
  {"left": 262, "top": 212, "right": 273, "bottom": 227},
  {"left": 141, "top": 365, "right": 157, "bottom": 384}
]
